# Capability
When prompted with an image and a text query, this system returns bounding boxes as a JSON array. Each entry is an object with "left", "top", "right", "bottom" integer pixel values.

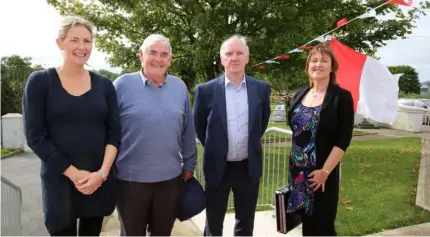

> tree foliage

[
  {"left": 389, "top": 65, "right": 421, "bottom": 94},
  {"left": 1, "top": 56, "right": 43, "bottom": 115},
  {"left": 95, "top": 69, "right": 121, "bottom": 80},
  {"left": 46, "top": 0, "right": 430, "bottom": 92}
]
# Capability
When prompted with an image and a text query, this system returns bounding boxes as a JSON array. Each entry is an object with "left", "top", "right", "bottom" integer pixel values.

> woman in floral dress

[{"left": 286, "top": 43, "right": 354, "bottom": 236}]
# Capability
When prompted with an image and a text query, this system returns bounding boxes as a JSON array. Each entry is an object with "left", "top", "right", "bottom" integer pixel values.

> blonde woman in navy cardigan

[{"left": 23, "top": 15, "right": 120, "bottom": 236}]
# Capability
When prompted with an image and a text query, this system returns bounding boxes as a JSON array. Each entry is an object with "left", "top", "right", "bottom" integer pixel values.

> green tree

[
  {"left": 1, "top": 55, "right": 43, "bottom": 115},
  {"left": 95, "top": 69, "right": 121, "bottom": 80},
  {"left": 46, "top": 0, "right": 430, "bottom": 92},
  {"left": 388, "top": 65, "right": 421, "bottom": 94}
]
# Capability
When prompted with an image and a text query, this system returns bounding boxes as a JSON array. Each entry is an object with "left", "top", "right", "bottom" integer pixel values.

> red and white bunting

[{"left": 252, "top": 0, "right": 413, "bottom": 68}]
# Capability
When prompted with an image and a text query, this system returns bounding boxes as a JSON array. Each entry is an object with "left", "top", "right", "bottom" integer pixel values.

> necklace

[{"left": 310, "top": 90, "right": 318, "bottom": 97}]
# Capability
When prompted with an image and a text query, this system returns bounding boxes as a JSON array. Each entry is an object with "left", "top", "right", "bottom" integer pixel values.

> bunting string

[{"left": 252, "top": 0, "right": 413, "bottom": 68}]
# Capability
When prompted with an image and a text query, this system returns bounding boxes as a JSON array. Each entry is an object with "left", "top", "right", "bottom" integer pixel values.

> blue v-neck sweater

[{"left": 113, "top": 72, "right": 197, "bottom": 183}]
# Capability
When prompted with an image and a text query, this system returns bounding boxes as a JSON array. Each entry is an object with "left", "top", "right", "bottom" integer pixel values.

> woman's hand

[
  {"left": 75, "top": 172, "right": 103, "bottom": 195},
  {"left": 308, "top": 170, "right": 328, "bottom": 192},
  {"left": 68, "top": 169, "right": 91, "bottom": 185}
]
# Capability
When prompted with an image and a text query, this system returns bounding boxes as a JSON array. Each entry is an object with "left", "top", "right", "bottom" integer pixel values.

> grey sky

[
  {"left": 377, "top": 8, "right": 430, "bottom": 82},
  {"left": 0, "top": 0, "right": 428, "bottom": 81}
]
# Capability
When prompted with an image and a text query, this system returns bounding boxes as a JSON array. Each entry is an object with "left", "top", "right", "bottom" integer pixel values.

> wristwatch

[{"left": 98, "top": 170, "right": 107, "bottom": 181}]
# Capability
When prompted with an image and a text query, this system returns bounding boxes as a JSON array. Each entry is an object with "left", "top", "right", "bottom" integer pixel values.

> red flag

[
  {"left": 329, "top": 38, "right": 398, "bottom": 124},
  {"left": 385, "top": 0, "right": 413, "bottom": 6},
  {"left": 336, "top": 18, "right": 348, "bottom": 28},
  {"left": 275, "top": 55, "right": 290, "bottom": 60}
]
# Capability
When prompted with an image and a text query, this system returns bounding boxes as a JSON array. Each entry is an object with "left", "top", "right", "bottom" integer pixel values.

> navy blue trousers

[{"left": 204, "top": 160, "right": 260, "bottom": 236}]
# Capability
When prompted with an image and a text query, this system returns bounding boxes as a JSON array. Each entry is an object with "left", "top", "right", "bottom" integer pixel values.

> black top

[
  {"left": 287, "top": 84, "right": 354, "bottom": 222},
  {"left": 23, "top": 68, "right": 120, "bottom": 233}
]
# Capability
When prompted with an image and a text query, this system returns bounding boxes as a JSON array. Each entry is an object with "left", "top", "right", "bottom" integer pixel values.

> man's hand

[
  {"left": 182, "top": 170, "right": 193, "bottom": 182},
  {"left": 75, "top": 172, "right": 103, "bottom": 195}
]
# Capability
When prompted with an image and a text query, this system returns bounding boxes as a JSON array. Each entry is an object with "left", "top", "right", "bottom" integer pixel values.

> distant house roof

[{"left": 421, "top": 81, "right": 430, "bottom": 86}]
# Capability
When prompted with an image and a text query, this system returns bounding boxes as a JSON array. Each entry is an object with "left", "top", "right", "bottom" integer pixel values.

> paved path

[
  {"left": 368, "top": 222, "right": 430, "bottom": 236},
  {"left": 1, "top": 153, "right": 48, "bottom": 236},
  {"left": 416, "top": 138, "right": 430, "bottom": 212},
  {"left": 0, "top": 152, "right": 201, "bottom": 236},
  {"left": 352, "top": 128, "right": 422, "bottom": 140}
]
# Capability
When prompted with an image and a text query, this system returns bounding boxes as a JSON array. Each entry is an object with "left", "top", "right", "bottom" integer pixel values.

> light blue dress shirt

[{"left": 225, "top": 75, "right": 249, "bottom": 161}]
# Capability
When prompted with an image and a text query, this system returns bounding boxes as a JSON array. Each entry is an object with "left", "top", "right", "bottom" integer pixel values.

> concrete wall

[
  {"left": 391, "top": 110, "right": 423, "bottom": 132},
  {"left": 354, "top": 113, "right": 392, "bottom": 128},
  {"left": 1, "top": 113, "right": 31, "bottom": 152},
  {"left": 354, "top": 105, "right": 430, "bottom": 133}
]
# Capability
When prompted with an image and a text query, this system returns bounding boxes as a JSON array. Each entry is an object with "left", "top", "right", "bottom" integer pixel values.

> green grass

[
  {"left": 1, "top": 148, "right": 14, "bottom": 157},
  {"left": 335, "top": 137, "right": 430, "bottom": 235},
  {"left": 270, "top": 102, "right": 277, "bottom": 111},
  {"left": 195, "top": 137, "right": 430, "bottom": 235}
]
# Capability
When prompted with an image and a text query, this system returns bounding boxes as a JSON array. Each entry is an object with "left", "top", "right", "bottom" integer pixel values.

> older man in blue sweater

[{"left": 113, "top": 34, "right": 197, "bottom": 236}]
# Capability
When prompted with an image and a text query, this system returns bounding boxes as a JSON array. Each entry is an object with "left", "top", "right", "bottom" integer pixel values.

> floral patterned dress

[{"left": 287, "top": 102, "right": 321, "bottom": 216}]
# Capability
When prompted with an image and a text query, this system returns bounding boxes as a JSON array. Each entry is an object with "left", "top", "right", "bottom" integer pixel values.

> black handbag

[{"left": 275, "top": 186, "right": 302, "bottom": 234}]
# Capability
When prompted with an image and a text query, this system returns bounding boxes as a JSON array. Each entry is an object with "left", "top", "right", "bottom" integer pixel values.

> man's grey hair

[
  {"left": 139, "top": 34, "right": 172, "bottom": 56},
  {"left": 220, "top": 34, "right": 250, "bottom": 56}
]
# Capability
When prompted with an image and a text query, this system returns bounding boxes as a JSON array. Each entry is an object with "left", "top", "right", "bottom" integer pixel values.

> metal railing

[
  {"left": 1, "top": 176, "right": 22, "bottom": 236},
  {"left": 195, "top": 126, "right": 292, "bottom": 210},
  {"left": 423, "top": 113, "right": 430, "bottom": 132}
]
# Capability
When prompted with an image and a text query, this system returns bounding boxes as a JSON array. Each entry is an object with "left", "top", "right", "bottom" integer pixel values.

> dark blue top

[{"left": 22, "top": 68, "right": 121, "bottom": 234}]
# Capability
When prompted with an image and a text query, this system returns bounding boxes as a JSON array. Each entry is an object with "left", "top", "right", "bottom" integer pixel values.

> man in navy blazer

[{"left": 193, "top": 35, "right": 271, "bottom": 236}]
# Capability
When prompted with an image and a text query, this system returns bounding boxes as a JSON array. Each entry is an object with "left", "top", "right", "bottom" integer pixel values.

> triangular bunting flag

[
  {"left": 264, "top": 60, "right": 280, "bottom": 64},
  {"left": 288, "top": 48, "right": 303, "bottom": 53},
  {"left": 357, "top": 7, "right": 377, "bottom": 19},
  {"left": 299, "top": 45, "right": 311, "bottom": 50},
  {"left": 385, "top": 0, "right": 413, "bottom": 6},
  {"left": 315, "top": 35, "right": 327, "bottom": 42},
  {"left": 275, "top": 55, "right": 290, "bottom": 60},
  {"left": 337, "top": 18, "right": 348, "bottom": 28}
]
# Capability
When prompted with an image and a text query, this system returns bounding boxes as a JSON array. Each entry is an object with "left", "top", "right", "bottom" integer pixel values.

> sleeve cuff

[
  {"left": 107, "top": 140, "right": 120, "bottom": 149},
  {"left": 47, "top": 150, "right": 71, "bottom": 174},
  {"left": 182, "top": 161, "right": 197, "bottom": 172}
]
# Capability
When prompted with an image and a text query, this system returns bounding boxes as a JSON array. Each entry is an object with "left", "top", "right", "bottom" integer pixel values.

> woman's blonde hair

[
  {"left": 58, "top": 15, "right": 94, "bottom": 41},
  {"left": 304, "top": 43, "right": 339, "bottom": 87}
]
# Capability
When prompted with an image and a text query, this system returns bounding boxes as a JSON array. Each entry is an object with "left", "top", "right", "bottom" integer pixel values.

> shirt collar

[
  {"left": 224, "top": 74, "right": 246, "bottom": 88},
  {"left": 139, "top": 69, "right": 168, "bottom": 87}
]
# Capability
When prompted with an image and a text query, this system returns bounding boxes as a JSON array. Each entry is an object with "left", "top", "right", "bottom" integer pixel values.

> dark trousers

[
  {"left": 116, "top": 175, "right": 183, "bottom": 236},
  {"left": 50, "top": 216, "right": 104, "bottom": 236},
  {"left": 204, "top": 160, "right": 260, "bottom": 236},
  {"left": 301, "top": 214, "right": 337, "bottom": 236}
]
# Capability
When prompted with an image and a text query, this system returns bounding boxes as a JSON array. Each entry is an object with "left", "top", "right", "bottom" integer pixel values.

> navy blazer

[{"left": 193, "top": 75, "right": 271, "bottom": 187}]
